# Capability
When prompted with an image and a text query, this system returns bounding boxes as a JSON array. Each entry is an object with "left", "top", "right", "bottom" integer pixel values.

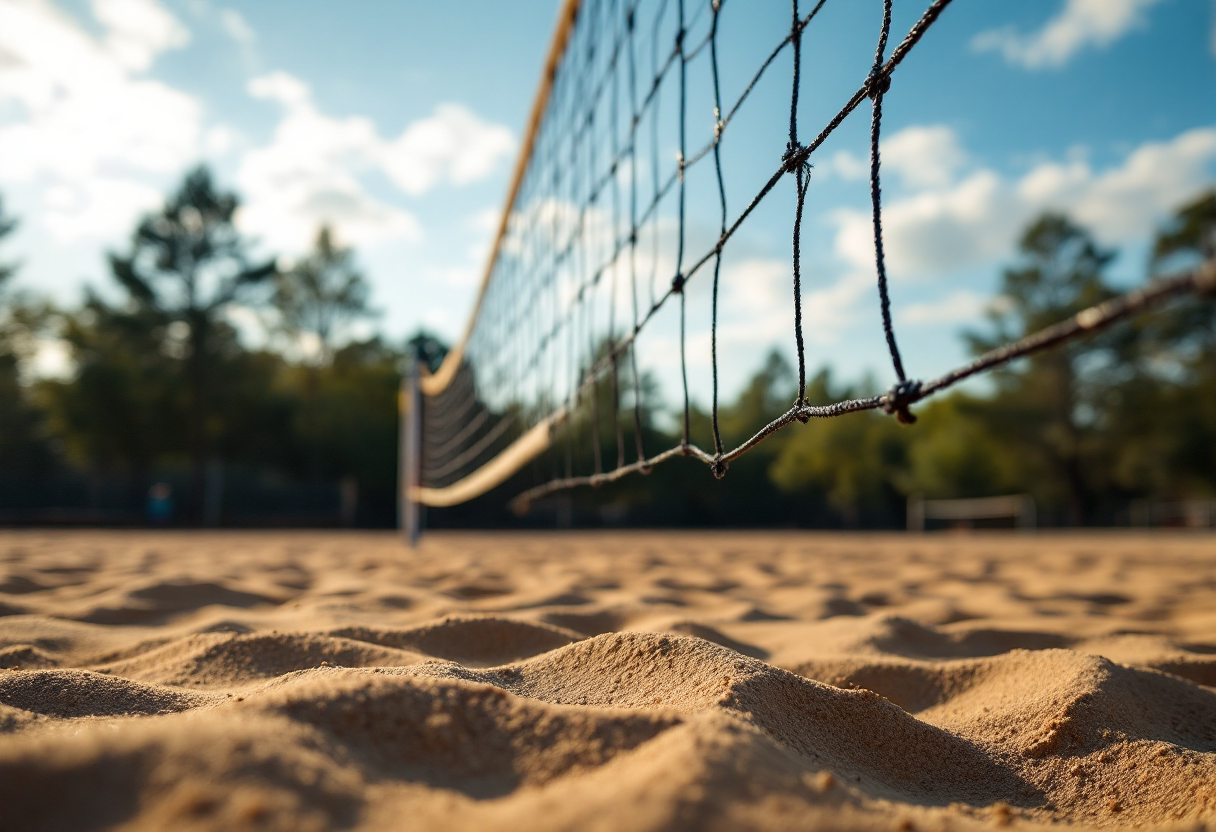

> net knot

[
  {"left": 671, "top": 272, "right": 686, "bottom": 293},
  {"left": 782, "top": 141, "right": 807, "bottom": 174},
  {"left": 867, "top": 69, "right": 891, "bottom": 100},
  {"left": 883, "top": 379, "right": 922, "bottom": 425},
  {"left": 710, "top": 457, "right": 728, "bottom": 479}
]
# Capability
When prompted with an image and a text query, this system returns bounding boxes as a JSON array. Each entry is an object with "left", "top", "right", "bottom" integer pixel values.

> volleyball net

[{"left": 403, "top": 0, "right": 1216, "bottom": 522}]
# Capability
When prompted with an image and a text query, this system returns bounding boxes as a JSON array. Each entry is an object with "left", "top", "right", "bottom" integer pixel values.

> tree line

[
  {"left": 0, "top": 168, "right": 410, "bottom": 525},
  {"left": 0, "top": 166, "right": 1213, "bottom": 527}
]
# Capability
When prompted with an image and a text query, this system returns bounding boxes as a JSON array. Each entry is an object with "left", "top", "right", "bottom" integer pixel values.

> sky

[{"left": 0, "top": 0, "right": 1214, "bottom": 407}]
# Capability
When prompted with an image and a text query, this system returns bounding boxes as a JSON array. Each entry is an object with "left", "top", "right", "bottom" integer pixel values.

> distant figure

[{"left": 147, "top": 483, "right": 174, "bottom": 526}]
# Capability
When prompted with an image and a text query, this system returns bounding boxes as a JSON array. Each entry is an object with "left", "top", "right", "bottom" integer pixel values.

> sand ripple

[{"left": 1, "top": 530, "right": 1215, "bottom": 830}]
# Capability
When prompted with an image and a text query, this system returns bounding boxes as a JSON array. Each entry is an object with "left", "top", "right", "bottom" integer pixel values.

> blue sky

[{"left": 1, "top": 0, "right": 1214, "bottom": 407}]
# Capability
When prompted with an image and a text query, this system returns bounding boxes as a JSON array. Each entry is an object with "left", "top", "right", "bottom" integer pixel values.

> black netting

[{"left": 415, "top": 0, "right": 1214, "bottom": 511}]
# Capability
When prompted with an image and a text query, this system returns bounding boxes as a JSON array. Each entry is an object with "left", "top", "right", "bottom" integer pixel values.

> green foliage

[
  {"left": 0, "top": 198, "right": 56, "bottom": 476},
  {"left": 39, "top": 298, "right": 183, "bottom": 470},
  {"left": 901, "top": 395, "right": 1020, "bottom": 500},
  {"left": 280, "top": 338, "right": 403, "bottom": 489},
  {"left": 769, "top": 371, "right": 907, "bottom": 526},
  {"left": 274, "top": 226, "right": 374, "bottom": 363}
]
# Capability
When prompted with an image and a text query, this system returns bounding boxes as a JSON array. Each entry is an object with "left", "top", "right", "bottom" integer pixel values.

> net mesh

[{"left": 412, "top": 0, "right": 1215, "bottom": 512}]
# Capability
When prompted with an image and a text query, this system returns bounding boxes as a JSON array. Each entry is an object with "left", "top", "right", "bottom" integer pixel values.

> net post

[{"left": 400, "top": 350, "right": 423, "bottom": 548}]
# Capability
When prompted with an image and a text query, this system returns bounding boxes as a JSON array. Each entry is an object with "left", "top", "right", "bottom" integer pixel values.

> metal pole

[{"left": 401, "top": 353, "right": 423, "bottom": 547}]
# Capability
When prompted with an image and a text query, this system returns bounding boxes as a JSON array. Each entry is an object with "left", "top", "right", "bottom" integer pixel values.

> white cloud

[
  {"left": 819, "top": 126, "right": 967, "bottom": 189},
  {"left": 972, "top": 0, "right": 1164, "bottom": 69},
  {"left": 238, "top": 71, "right": 514, "bottom": 253},
  {"left": 383, "top": 105, "right": 515, "bottom": 195},
  {"left": 901, "top": 290, "right": 991, "bottom": 325},
  {"left": 821, "top": 150, "right": 869, "bottom": 181},
  {"left": 248, "top": 70, "right": 307, "bottom": 105},
  {"left": 203, "top": 124, "right": 236, "bottom": 155},
  {"left": 0, "top": 0, "right": 199, "bottom": 241},
  {"left": 833, "top": 169, "right": 1016, "bottom": 277},
  {"left": 714, "top": 258, "right": 870, "bottom": 350},
  {"left": 1023, "top": 128, "right": 1216, "bottom": 238},
  {"left": 423, "top": 264, "right": 480, "bottom": 289},
  {"left": 469, "top": 206, "right": 500, "bottom": 236},
  {"left": 92, "top": 0, "right": 189, "bottom": 71},
  {"left": 832, "top": 125, "right": 1216, "bottom": 279},
  {"left": 41, "top": 176, "right": 162, "bottom": 241},
  {"left": 218, "top": 8, "right": 253, "bottom": 45},
  {"left": 881, "top": 125, "right": 969, "bottom": 190}
]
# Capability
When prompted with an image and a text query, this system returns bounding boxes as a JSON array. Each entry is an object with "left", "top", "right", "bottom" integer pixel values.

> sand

[{"left": 1, "top": 530, "right": 1214, "bottom": 831}]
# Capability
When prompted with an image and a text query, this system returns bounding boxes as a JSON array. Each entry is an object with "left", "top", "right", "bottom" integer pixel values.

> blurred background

[{"left": 0, "top": 0, "right": 1213, "bottom": 529}]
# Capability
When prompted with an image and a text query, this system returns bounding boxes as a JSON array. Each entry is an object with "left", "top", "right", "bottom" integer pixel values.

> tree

[
  {"left": 1145, "top": 190, "right": 1216, "bottom": 356},
  {"left": 769, "top": 370, "right": 908, "bottom": 527},
  {"left": 964, "top": 214, "right": 1119, "bottom": 524},
  {"left": 107, "top": 166, "right": 275, "bottom": 521},
  {"left": 0, "top": 194, "right": 16, "bottom": 288},
  {"left": 40, "top": 295, "right": 185, "bottom": 473},
  {"left": 1152, "top": 189, "right": 1216, "bottom": 268},
  {"left": 272, "top": 226, "right": 376, "bottom": 478},
  {"left": 0, "top": 196, "right": 53, "bottom": 477},
  {"left": 1129, "top": 191, "right": 1216, "bottom": 500},
  {"left": 406, "top": 330, "right": 449, "bottom": 374},
  {"left": 273, "top": 226, "right": 374, "bottom": 365}
]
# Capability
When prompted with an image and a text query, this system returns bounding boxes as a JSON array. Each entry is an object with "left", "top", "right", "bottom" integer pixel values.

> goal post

[{"left": 907, "top": 494, "right": 1036, "bottom": 533}]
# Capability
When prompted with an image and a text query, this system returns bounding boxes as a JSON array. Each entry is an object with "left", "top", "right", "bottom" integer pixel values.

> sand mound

[
  {"left": 0, "top": 615, "right": 148, "bottom": 665},
  {"left": 93, "top": 631, "right": 428, "bottom": 688},
  {"left": 253, "top": 671, "right": 683, "bottom": 796},
  {"left": 540, "top": 607, "right": 629, "bottom": 636},
  {"left": 1074, "top": 633, "right": 1216, "bottom": 687},
  {"left": 0, "top": 668, "right": 215, "bottom": 717},
  {"left": 330, "top": 616, "right": 581, "bottom": 667},
  {"left": 665, "top": 620, "right": 769, "bottom": 659},
  {"left": 2, "top": 530, "right": 1216, "bottom": 830},
  {"left": 0, "top": 711, "right": 364, "bottom": 832},
  {"left": 408, "top": 632, "right": 1025, "bottom": 806},
  {"left": 78, "top": 578, "right": 287, "bottom": 625}
]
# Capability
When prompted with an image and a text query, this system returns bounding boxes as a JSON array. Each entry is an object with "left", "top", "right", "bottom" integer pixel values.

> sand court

[{"left": 1, "top": 530, "right": 1215, "bottom": 830}]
